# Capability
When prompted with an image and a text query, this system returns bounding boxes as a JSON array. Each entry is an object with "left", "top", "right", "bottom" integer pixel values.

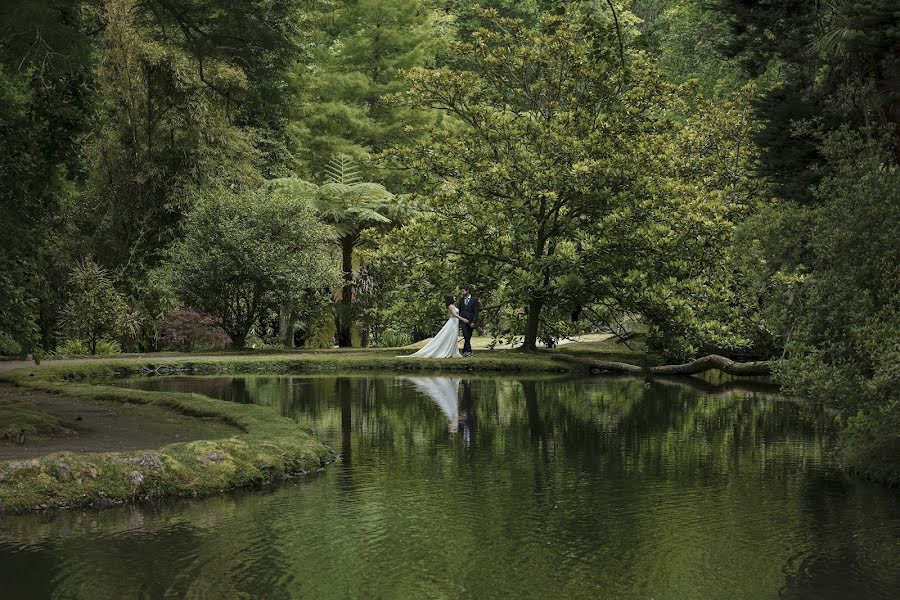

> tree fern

[{"left": 323, "top": 154, "right": 362, "bottom": 185}]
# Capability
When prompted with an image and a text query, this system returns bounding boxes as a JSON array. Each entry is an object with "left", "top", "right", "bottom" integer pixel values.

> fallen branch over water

[
  {"left": 650, "top": 355, "right": 771, "bottom": 376},
  {"left": 550, "top": 353, "right": 645, "bottom": 374},
  {"left": 552, "top": 352, "right": 772, "bottom": 376}
]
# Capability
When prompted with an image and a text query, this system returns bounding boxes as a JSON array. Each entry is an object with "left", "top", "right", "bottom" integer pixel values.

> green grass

[
  {"left": 545, "top": 332, "right": 663, "bottom": 368},
  {"left": 0, "top": 398, "right": 73, "bottom": 439},
  {"left": 0, "top": 366, "right": 337, "bottom": 513}
]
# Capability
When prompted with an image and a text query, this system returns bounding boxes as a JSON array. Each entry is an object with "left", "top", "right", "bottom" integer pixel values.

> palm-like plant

[{"left": 269, "top": 155, "right": 397, "bottom": 347}]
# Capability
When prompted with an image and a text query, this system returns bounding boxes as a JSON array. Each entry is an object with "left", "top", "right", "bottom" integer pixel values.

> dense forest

[{"left": 1, "top": 1, "right": 898, "bottom": 475}]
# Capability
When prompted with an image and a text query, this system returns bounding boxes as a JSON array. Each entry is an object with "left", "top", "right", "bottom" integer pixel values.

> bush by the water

[
  {"left": 56, "top": 339, "right": 122, "bottom": 356},
  {"left": 757, "top": 130, "right": 900, "bottom": 482}
]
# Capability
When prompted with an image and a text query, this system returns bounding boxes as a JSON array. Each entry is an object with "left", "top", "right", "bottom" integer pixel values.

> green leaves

[
  {"left": 61, "top": 258, "right": 128, "bottom": 355},
  {"left": 167, "top": 185, "right": 337, "bottom": 347},
  {"left": 387, "top": 2, "right": 752, "bottom": 350},
  {"left": 288, "top": 0, "right": 446, "bottom": 185}
]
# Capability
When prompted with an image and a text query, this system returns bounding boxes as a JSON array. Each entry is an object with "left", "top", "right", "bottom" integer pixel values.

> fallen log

[
  {"left": 650, "top": 354, "right": 771, "bottom": 376},
  {"left": 551, "top": 352, "right": 772, "bottom": 377},
  {"left": 550, "top": 352, "right": 645, "bottom": 374}
]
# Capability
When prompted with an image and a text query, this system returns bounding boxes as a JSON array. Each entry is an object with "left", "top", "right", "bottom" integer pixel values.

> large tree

[
  {"left": 269, "top": 157, "right": 397, "bottom": 347},
  {"left": 390, "top": 5, "right": 691, "bottom": 350},
  {"left": 0, "top": 1, "right": 95, "bottom": 355},
  {"left": 168, "top": 185, "right": 337, "bottom": 349},
  {"left": 288, "top": 0, "right": 445, "bottom": 186}
]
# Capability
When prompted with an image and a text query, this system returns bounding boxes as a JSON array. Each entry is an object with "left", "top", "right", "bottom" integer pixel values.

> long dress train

[{"left": 399, "top": 305, "right": 463, "bottom": 358}]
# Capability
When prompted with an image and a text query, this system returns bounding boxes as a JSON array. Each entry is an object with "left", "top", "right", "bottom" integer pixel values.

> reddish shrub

[{"left": 160, "top": 309, "right": 228, "bottom": 352}]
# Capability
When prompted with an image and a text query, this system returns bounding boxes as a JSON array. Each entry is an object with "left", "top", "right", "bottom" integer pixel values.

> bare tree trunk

[
  {"left": 279, "top": 303, "right": 295, "bottom": 348},
  {"left": 551, "top": 351, "right": 771, "bottom": 376},
  {"left": 650, "top": 354, "right": 771, "bottom": 376},
  {"left": 522, "top": 297, "right": 543, "bottom": 351},
  {"left": 336, "top": 236, "right": 355, "bottom": 347},
  {"left": 229, "top": 330, "right": 247, "bottom": 350}
]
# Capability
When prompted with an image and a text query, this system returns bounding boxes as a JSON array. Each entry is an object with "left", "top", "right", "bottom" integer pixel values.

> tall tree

[
  {"left": 0, "top": 1, "right": 95, "bottom": 355},
  {"left": 714, "top": 0, "right": 900, "bottom": 195},
  {"left": 390, "top": 5, "right": 689, "bottom": 350},
  {"left": 288, "top": 0, "right": 445, "bottom": 186},
  {"left": 270, "top": 156, "right": 397, "bottom": 347},
  {"left": 168, "top": 184, "right": 337, "bottom": 349}
]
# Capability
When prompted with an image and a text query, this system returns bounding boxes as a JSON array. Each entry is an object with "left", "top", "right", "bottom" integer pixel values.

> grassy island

[{"left": 0, "top": 349, "right": 597, "bottom": 513}]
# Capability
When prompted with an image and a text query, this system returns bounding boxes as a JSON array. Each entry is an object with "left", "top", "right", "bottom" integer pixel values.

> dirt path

[{"left": 0, "top": 387, "right": 238, "bottom": 461}]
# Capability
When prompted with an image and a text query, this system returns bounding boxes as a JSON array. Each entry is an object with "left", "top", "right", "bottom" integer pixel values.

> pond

[{"left": 1, "top": 374, "right": 899, "bottom": 599}]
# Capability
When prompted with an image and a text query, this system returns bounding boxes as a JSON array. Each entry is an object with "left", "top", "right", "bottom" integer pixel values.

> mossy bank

[{"left": 0, "top": 351, "right": 580, "bottom": 513}]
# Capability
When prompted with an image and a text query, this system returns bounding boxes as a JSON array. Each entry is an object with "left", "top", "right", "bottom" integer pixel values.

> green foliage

[
  {"left": 603, "top": 86, "right": 771, "bottom": 358},
  {"left": 706, "top": 0, "right": 900, "bottom": 481},
  {"left": 384, "top": 3, "right": 760, "bottom": 354},
  {"left": 82, "top": 0, "right": 262, "bottom": 278},
  {"left": 0, "top": 0, "right": 93, "bottom": 357},
  {"left": 778, "top": 130, "right": 898, "bottom": 398},
  {"left": 378, "top": 328, "right": 413, "bottom": 348},
  {"left": 168, "top": 185, "right": 337, "bottom": 349},
  {"left": 387, "top": 5, "right": 666, "bottom": 348},
  {"left": 269, "top": 162, "right": 399, "bottom": 347},
  {"left": 61, "top": 258, "right": 128, "bottom": 355},
  {"left": 288, "top": 0, "right": 446, "bottom": 186},
  {"left": 56, "top": 338, "right": 122, "bottom": 356},
  {"left": 713, "top": 0, "right": 900, "bottom": 200},
  {"left": 741, "top": 128, "right": 899, "bottom": 479},
  {"left": 628, "top": 0, "right": 759, "bottom": 98}
]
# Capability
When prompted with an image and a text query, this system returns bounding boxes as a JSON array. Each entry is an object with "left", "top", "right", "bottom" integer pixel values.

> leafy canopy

[{"left": 168, "top": 185, "right": 338, "bottom": 348}]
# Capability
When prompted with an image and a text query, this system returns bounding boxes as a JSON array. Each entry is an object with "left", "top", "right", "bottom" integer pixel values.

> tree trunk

[
  {"left": 230, "top": 331, "right": 247, "bottom": 350},
  {"left": 550, "top": 351, "right": 771, "bottom": 377},
  {"left": 279, "top": 303, "right": 295, "bottom": 348},
  {"left": 522, "top": 297, "right": 543, "bottom": 351},
  {"left": 336, "top": 236, "right": 355, "bottom": 348}
]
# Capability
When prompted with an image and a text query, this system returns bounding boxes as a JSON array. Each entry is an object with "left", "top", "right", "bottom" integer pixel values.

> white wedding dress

[{"left": 400, "top": 305, "right": 464, "bottom": 358}]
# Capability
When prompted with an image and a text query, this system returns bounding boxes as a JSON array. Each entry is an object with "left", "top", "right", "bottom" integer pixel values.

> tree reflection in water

[{"left": 34, "top": 373, "right": 893, "bottom": 600}]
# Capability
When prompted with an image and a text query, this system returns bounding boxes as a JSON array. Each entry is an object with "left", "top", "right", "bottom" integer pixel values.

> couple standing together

[{"left": 404, "top": 286, "right": 479, "bottom": 359}]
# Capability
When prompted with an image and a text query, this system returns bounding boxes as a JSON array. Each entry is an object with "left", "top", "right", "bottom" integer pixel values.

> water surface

[{"left": 1, "top": 374, "right": 898, "bottom": 599}]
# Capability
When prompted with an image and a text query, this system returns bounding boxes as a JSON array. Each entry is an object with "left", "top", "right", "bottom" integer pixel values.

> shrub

[
  {"left": 55, "top": 339, "right": 89, "bottom": 356},
  {"left": 160, "top": 309, "right": 228, "bottom": 352},
  {"left": 57, "top": 338, "right": 121, "bottom": 355},
  {"left": 61, "top": 258, "right": 127, "bottom": 354},
  {"left": 378, "top": 329, "right": 412, "bottom": 348},
  {"left": 167, "top": 185, "right": 337, "bottom": 349}
]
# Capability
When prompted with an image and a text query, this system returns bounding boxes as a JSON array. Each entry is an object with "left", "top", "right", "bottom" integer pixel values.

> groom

[{"left": 458, "top": 286, "right": 478, "bottom": 357}]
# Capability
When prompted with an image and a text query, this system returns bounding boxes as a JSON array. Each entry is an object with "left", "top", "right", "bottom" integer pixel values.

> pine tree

[{"left": 289, "top": 0, "right": 446, "bottom": 186}]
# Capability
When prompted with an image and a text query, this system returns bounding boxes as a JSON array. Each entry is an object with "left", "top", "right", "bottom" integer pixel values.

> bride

[{"left": 400, "top": 294, "right": 470, "bottom": 359}]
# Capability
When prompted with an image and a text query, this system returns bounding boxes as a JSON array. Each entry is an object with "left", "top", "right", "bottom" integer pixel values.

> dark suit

[{"left": 458, "top": 295, "right": 478, "bottom": 354}]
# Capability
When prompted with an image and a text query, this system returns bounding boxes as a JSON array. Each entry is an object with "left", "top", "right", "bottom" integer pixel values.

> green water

[{"left": 1, "top": 374, "right": 899, "bottom": 599}]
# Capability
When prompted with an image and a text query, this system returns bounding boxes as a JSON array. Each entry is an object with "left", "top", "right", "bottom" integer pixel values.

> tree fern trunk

[{"left": 336, "top": 236, "right": 354, "bottom": 347}]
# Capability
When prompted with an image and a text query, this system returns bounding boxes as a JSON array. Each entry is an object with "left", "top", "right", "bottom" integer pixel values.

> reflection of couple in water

[{"left": 403, "top": 377, "right": 476, "bottom": 443}]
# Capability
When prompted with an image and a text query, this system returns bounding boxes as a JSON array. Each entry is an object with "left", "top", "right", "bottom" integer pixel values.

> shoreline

[
  {"left": 0, "top": 351, "right": 582, "bottom": 513},
  {"left": 0, "top": 350, "right": 829, "bottom": 513}
]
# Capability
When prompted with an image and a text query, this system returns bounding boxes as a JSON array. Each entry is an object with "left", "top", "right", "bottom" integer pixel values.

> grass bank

[
  {"left": 0, "top": 395, "right": 73, "bottom": 441},
  {"left": 0, "top": 350, "right": 580, "bottom": 513}
]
